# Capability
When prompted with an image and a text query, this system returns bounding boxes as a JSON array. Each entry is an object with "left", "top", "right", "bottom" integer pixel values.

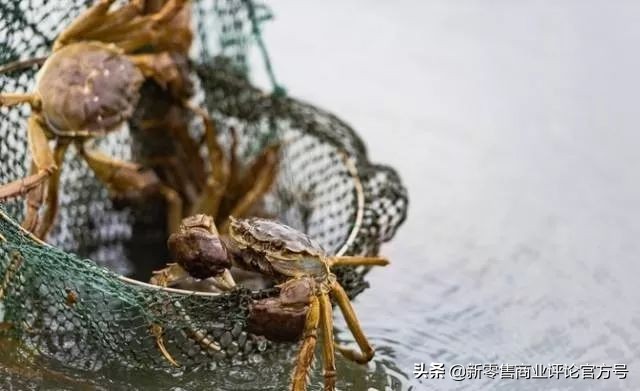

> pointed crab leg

[
  {"left": 35, "top": 141, "right": 70, "bottom": 239},
  {"left": 187, "top": 105, "right": 229, "bottom": 218},
  {"left": 291, "top": 296, "right": 320, "bottom": 391},
  {"left": 79, "top": 2, "right": 145, "bottom": 40},
  {"left": 318, "top": 292, "right": 337, "bottom": 391},
  {"left": 81, "top": 0, "right": 186, "bottom": 53},
  {"left": 330, "top": 282, "right": 375, "bottom": 364},
  {"left": 0, "top": 58, "right": 47, "bottom": 74},
  {"left": 327, "top": 255, "right": 389, "bottom": 268},
  {"left": 21, "top": 162, "right": 44, "bottom": 233},
  {"left": 54, "top": 0, "right": 186, "bottom": 53},
  {"left": 77, "top": 141, "right": 183, "bottom": 234},
  {"left": 0, "top": 93, "right": 39, "bottom": 107},
  {"left": 128, "top": 52, "right": 185, "bottom": 91},
  {"left": 0, "top": 116, "right": 57, "bottom": 202},
  {"left": 218, "top": 144, "right": 279, "bottom": 233},
  {"left": 53, "top": 0, "right": 118, "bottom": 50},
  {"left": 150, "top": 324, "right": 179, "bottom": 367},
  {"left": 165, "top": 109, "right": 207, "bottom": 190},
  {"left": 149, "top": 263, "right": 190, "bottom": 287}
]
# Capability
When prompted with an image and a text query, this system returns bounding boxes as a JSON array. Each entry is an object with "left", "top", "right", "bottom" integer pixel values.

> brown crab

[
  {"left": 154, "top": 214, "right": 388, "bottom": 391},
  {"left": 152, "top": 214, "right": 237, "bottom": 290},
  {"left": 0, "top": 0, "right": 224, "bottom": 238}
]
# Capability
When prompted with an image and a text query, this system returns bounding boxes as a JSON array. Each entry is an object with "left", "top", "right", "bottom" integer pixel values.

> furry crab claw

[
  {"left": 164, "top": 214, "right": 236, "bottom": 291},
  {"left": 247, "top": 278, "right": 313, "bottom": 342}
]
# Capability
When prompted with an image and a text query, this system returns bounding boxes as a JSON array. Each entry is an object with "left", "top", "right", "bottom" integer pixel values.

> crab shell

[
  {"left": 227, "top": 217, "right": 330, "bottom": 280},
  {"left": 36, "top": 41, "right": 144, "bottom": 137}
]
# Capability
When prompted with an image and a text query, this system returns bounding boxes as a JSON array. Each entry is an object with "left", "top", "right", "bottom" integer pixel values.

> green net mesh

[{"left": 0, "top": 0, "right": 407, "bottom": 376}]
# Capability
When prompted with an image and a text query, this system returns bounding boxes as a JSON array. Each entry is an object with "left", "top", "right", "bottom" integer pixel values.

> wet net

[{"left": 0, "top": 0, "right": 408, "bottom": 372}]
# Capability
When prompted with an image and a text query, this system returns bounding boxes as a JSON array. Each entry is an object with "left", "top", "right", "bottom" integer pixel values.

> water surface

[{"left": 254, "top": 1, "right": 640, "bottom": 389}]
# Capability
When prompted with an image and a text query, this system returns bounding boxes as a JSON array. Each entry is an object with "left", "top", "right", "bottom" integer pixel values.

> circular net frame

[{"left": 0, "top": 0, "right": 408, "bottom": 372}]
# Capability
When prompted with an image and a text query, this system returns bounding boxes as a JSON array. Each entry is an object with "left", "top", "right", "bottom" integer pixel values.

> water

[
  {"left": 3, "top": 0, "right": 640, "bottom": 389},
  {"left": 252, "top": 0, "right": 640, "bottom": 389}
]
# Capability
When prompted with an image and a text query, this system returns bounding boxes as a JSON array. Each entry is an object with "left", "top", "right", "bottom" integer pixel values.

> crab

[
  {"left": 153, "top": 214, "right": 388, "bottom": 391},
  {"left": 151, "top": 214, "right": 236, "bottom": 290},
  {"left": 0, "top": 0, "right": 225, "bottom": 238},
  {"left": 128, "top": 0, "right": 211, "bottom": 215},
  {"left": 127, "top": 0, "right": 280, "bottom": 236}
]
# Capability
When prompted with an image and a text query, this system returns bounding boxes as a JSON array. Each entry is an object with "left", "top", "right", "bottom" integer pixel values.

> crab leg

[
  {"left": 98, "top": 2, "right": 177, "bottom": 37},
  {"left": 21, "top": 162, "right": 45, "bottom": 232},
  {"left": 143, "top": 0, "right": 193, "bottom": 52},
  {"left": 53, "top": 0, "right": 118, "bottom": 50},
  {"left": 146, "top": 0, "right": 186, "bottom": 24},
  {"left": 330, "top": 282, "right": 375, "bottom": 364},
  {"left": 128, "top": 52, "right": 186, "bottom": 92},
  {"left": 150, "top": 324, "right": 179, "bottom": 367},
  {"left": 0, "top": 116, "right": 57, "bottom": 202},
  {"left": 227, "top": 126, "right": 240, "bottom": 188},
  {"left": 137, "top": 0, "right": 168, "bottom": 12},
  {"left": 0, "top": 93, "right": 39, "bottom": 107},
  {"left": 212, "top": 126, "right": 239, "bottom": 223},
  {"left": 54, "top": 0, "right": 186, "bottom": 52},
  {"left": 83, "top": 0, "right": 187, "bottom": 53},
  {"left": 77, "top": 141, "right": 182, "bottom": 234},
  {"left": 35, "top": 141, "right": 71, "bottom": 239},
  {"left": 0, "top": 57, "right": 48, "bottom": 74},
  {"left": 221, "top": 144, "right": 280, "bottom": 214},
  {"left": 327, "top": 256, "right": 389, "bottom": 268},
  {"left": 165, "top": 108, "right": 207, "bottom": 189},
  {"left": 79, "top": 2, "right": 146, "bottom": 39},
  {"left": 9, "top": 123, "right": 64, "bottom": 237},
  {"left": 135, "top": 107, "right": 207, "bottom": 204},
  {"left": 291, "top": 296, "right": 320, "bottom": 391},
  {"left": 144, "top": 155, "right": 198, "bottom": 206},
  {"left": 187, "top": 105, "right": 229, "bottom": 218},
  {"left": 218, "top": 144, "right": 280, "bottom": 233},
  {"left": 150, "top": 263, "right": 190, "bottom": 287},
  {"left": 319, "top": 292, "right": 337, "bottom": 391}
]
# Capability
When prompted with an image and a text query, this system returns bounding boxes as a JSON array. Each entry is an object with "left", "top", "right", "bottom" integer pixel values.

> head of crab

[
  {"left": 36, "top": 41, "right": 143, "bottom": 137},
  {"left": 227, "top": 217, "right": 332, "bottom": 281}
]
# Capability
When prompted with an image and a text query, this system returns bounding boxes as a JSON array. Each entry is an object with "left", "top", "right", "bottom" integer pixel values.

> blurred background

[{"left": 250, "top": 0, "right": 640, "bottom": 389}]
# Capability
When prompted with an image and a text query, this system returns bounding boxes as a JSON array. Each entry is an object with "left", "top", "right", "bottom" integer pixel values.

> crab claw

[
  {"left": 247, "top": 278, "right": 314, "bottom": 342},
  {"left": 208, "top": 269, "right": 236, "bottom": 291},
  {"left": 167, "top": 214, "right": 236, "bottom": 290}
]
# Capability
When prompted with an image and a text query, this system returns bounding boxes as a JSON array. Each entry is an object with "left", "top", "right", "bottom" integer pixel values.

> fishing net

[{"left": 0, "top": 0, "right": 408, "bottom": 373}]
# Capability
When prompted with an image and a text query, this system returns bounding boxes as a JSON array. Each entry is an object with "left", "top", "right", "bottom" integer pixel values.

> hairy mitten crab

[{"left": 153, "top": 214, "right": 388, "bottom": 391}]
